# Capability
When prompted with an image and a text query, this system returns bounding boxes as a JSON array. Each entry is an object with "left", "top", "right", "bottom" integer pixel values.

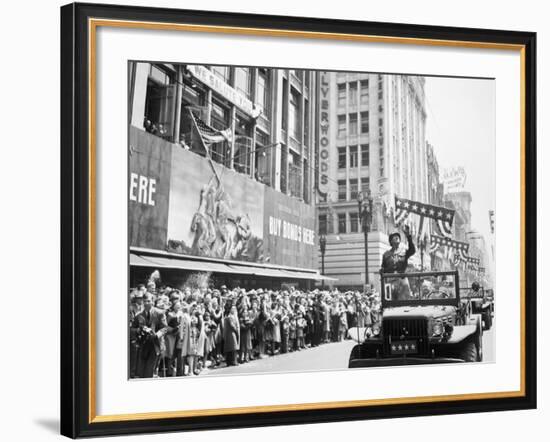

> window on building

[
  {"left": 361, "top": 144, "right": 370, "bottom": 166},
  {"left": 378, "top": 91, "right": 383, "bottom": 100},
  {"left": 211, "top": 65, "right": 231, "bottom": 82},
  {"left": 338, "top": 180, "right": 347, "bottom": 201},
  {"left": 319, "top": 214, "right": 327, "bottom": 235},
  {"left": 254, "top": 129, "right": 271, "bottom": 186},
  {"left": 361, "top": 111, "right": 369, "bottom": 134},
  {"left": 256, "top": 69, "right": 270, "bottom": 118},
  {"left": 338, "top": 147, "right": 346, "bottom": 169},
  {"left": 338, "top": 83, "right": 346, "bottom": 107},
  {"left": 337, "top": 115, "right": 346, "bottom": 138},
  {"left": 282, "top": 79, "right": 288, "bottom": 131},
  {"left": 349, "top": 178, "right": 358, "bottom": 200},
  {"left": 289, "top": 89, "right": 301, "bottom": 141},
  {"left": 288, "top": 151, "right": 302, "bottom": 199},
  {"left": 349, "top": 212, "right": 359, "bottom": 233},
  {"left": 349, "top": 113, "right": 358, "bottom": 136},
  {"left": 234, "top": 67, "right": 252, "bottom": 99},
  {"left": 349, "top": 81, "right": 357, "bottom": 106},
  {"left": 338, "top": 213, "right": 347, "bottom": 234},
  {"left": 360, "top": 80, "right": 369, "bottom": 104},
  {"left": 361, "top": 177, "right": 370, "bottom": 193},
  {"left": 349, "top": 145, "right": 358, "bottom": 168},
  {"left": 144, "top": 64, "right": 176, "bottom": 140}
]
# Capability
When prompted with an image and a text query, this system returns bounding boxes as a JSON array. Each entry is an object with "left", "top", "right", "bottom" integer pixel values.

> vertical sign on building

[{"left": 317, "top": 71, "right": 330, "bottom": 195}]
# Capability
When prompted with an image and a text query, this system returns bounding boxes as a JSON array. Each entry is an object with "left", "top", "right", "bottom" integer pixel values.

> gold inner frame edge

[{"left": 87, "top": 18, "right": 527, "bottom": 424}]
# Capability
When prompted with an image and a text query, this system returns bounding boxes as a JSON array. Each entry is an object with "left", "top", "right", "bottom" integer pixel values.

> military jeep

[
  {"left": 348, "top": 270, "right": 483, "bottom": 368},
  {"left": 459, "top": 284, "right": 494, "bottom": 331}
]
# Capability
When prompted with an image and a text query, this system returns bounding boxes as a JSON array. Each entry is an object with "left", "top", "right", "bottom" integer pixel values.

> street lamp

[
  {"left": 357, "top": 189, "right": 373, "bottom": 291},
  {"left": 319, "top": 234, "right": 327, "bottom": 289}
]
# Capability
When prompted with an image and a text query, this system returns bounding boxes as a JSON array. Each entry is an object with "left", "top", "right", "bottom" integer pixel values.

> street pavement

[
  {"left": 202, "top": 326, "right": 495, "bottom": 377},
  {"left": 202, "top": 340, "right": 357, "bottom": 376}
]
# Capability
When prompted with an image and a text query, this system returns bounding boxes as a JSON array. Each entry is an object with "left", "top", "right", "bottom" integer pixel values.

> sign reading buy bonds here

[
  {"left": 317, "top": 71, "right": 330, "bottom": 195},
  {"left": 268, "top": 216, "right": 315, "bottom": 245}
]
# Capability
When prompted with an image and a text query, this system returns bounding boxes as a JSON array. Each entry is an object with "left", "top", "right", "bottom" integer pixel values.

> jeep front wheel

[{"left": 458, "top": 341, "right": 477, "bottom": 362}]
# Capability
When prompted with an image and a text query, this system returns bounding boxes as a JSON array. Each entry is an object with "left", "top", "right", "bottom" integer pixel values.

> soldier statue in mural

[{"left": 190, "top": 176, "right": 254, "bottom": 260}]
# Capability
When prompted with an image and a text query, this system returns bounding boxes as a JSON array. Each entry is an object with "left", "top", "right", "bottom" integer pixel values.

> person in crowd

[
  {"left": 238, "top": 294, "right": 253, "bottom": 363},
  {"left": 187, "top": 311, "right": 204, "bottom": 376},
  {"left": 295, "top": 309, "right": 306, "bottom": 350},
  {"left": 202, "top": 311, "right": 217, "bottom": 368},
  {"left": 165, "top": 298, "right": 183, "bottom": 377},
  {"left": 132, "top": 293, "right": 167, "bottom": 378},
  {"left": 223, "top": 304, "right": 240, "bottom": 366},
  {"left": 289, "top": 314, "right": 297, "bottom": 351},
  {"left": 129, "top": 289, "right": 143, "bottom": 378}
]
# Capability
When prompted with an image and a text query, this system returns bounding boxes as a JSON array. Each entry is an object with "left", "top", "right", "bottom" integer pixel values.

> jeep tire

[
  {"left": 483, "top": 311, "right": 492, "bottom": 330},
  {"left": 458, "top": 341, "right": 477, "bottom": 362}
]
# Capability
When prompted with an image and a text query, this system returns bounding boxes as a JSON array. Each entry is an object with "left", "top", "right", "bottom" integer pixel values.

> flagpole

[{"left": 188, "top": 109, "right": 222, "bottom": 185}]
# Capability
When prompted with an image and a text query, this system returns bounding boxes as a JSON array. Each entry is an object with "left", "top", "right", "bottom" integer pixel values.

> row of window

[
  {"left": 337, "top": 177, "right": 370, "bottom": 201},
  {"left": 338, "top": 144, "right": 370, "bottom": 169},
  {"left": 337, "top": 113, "right": 386, "bottom": 139},
  {"left": 319, "top": 211, "right": 362, "bottom": 235},
  {"left": 337, "top": 80, "right": 369, "bottom": 107}
]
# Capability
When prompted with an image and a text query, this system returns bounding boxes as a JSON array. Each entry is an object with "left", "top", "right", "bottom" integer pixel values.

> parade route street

[
  {"left": 202, "top": 340, "right": 357, "bottom": 376},
  {"left": 202, "top": 327, "right": 495, "bottom": 377}
]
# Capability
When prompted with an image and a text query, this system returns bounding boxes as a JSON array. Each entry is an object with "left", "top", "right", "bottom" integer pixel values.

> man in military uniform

[{"left": 381, "top": 225, "right": 416, "bottom": 300}]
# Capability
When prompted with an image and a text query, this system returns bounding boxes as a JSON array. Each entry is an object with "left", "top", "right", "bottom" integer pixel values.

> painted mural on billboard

[
  {"left": 166, "top": 147, "right": 266, "bottom": 262},
  {"left": 128, "top": 127, "right": 171, "bottom": 250}
]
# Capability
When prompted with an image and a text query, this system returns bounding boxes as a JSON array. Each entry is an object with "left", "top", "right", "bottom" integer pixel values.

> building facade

[
  {"left": 316, "top": 72, "right": 429, "bottom": 289},
  {"left": 128, "top": 62, "right": 324, "bottom": 289}
]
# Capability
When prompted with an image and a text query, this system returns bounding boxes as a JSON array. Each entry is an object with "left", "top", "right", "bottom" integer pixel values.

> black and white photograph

[{"left": 128, "top": 62, "right": 496, "bottom": 379}]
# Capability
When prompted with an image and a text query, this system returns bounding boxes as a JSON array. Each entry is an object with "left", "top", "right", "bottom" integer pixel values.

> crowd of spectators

[{"left": 129, "top": 279, "right": 381, "bottom": 379}]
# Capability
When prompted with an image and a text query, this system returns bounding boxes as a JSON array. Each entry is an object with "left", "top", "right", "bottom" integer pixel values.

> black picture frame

[{"left": 61, "top": 2, "right": 537, "bottom": 438}]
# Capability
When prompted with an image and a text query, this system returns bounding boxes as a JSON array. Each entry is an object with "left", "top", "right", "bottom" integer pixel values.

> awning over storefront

[{"left": 130, "top": 251, "right": 336, "bottom": 281}]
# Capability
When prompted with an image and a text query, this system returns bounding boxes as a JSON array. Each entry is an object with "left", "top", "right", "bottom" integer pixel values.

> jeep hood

[{"left": 383, "top": 305, "right": 456, "bottom": 320}]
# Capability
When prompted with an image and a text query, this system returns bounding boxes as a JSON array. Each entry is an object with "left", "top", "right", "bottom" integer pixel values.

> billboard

[
  {"left": 128, "top": 130, "right": 317, "bottom": 269},
  {"left": 128, "top": 127, "right": 171, "bottom": 250},
  {"left": 443, "top": 167, "right": 467, "bottom": 193}
]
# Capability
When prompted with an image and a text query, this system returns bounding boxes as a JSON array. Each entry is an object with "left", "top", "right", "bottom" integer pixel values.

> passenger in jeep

[{"left": 381, "top": 225, "right": 416, "bottom": 300}]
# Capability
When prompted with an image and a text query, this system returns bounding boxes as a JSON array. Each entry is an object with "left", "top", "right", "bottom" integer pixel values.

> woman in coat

[{"left": 223, "top": 305, "right": 240, "bottom": 366}]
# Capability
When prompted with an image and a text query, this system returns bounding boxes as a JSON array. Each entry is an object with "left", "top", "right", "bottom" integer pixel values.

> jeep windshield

[{"left": 380, "top": 271, "right": 460, "bottom": 307}]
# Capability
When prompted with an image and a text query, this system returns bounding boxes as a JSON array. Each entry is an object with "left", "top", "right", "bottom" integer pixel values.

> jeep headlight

[{"left": 432, "top": 320, "right": 444, "bottom": 337}]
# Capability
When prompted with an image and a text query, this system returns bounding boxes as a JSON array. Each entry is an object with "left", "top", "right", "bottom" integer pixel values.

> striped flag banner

[
  {"left": 430, "top": 234, "right": 469, "bottom": 255},
  {"left": 395, "top": 196, "right": 455, "bottom": 238}
]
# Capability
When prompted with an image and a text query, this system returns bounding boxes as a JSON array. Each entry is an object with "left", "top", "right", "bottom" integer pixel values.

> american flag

[
  {"left": 189, "top": 109, "right": 233, "bottom": 146},
  {"left": 430, "top": 234, "right": 469, "bottom": 261},
  {"left": 395, "top": 196, "right": 455, "bottom": 239}
]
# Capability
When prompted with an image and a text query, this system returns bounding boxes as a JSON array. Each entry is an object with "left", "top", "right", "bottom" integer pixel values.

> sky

[{"left": 424, "top": 75, "right": 495, "bottom": 256}]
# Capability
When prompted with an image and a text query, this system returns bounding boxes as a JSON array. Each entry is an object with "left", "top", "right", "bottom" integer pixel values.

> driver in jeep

[{"left": 381, "top": 224, "right": 416, "bottom": 300}]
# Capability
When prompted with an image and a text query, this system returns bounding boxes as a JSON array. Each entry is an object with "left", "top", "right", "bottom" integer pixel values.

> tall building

[
  {"left": 128, "top": 62, "right": 324, "bottom": 289},
  {"left": 316, "top": 72, "right": 428, "bottom": 289}
]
